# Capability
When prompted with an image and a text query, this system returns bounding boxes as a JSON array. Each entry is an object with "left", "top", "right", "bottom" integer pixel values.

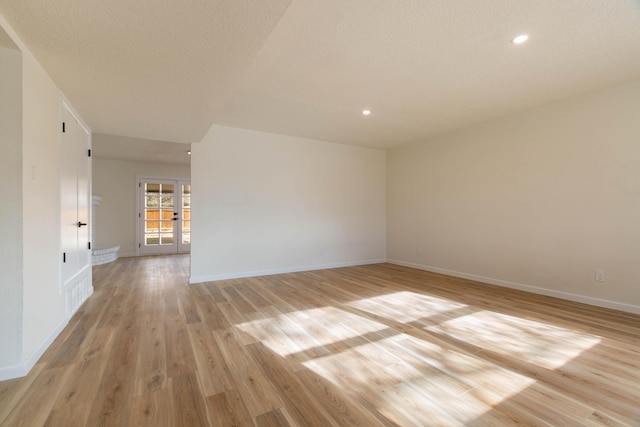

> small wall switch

[{"left": 595, "top": 269, "right": 606, "bottom": 283}]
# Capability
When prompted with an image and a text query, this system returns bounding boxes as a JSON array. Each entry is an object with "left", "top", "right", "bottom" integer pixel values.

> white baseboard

[
  {"left": 0, "top": 315, "right": 70, "bottom": 381},
  {"left": 189, "top": 258, "right": 387, "bottom": 284},
  {"left": 387, "top": 259, "right": 640, "bottom": 315},
  {"left": 119, "top": 252, "right": 188, "bottom": 258},
  {"left": 116, "top": 252, "right": 136, "bottom": 258},
  {"left": 0, "top": 363, "right": 26, "bottom": 382}
]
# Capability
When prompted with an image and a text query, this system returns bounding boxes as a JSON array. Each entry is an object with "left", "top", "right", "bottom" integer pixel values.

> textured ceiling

[
  {"left": 0, "top": 23, "right": 16, "bottom": 49},
  {"left": 0, "top": 0, "right": 292, "bottom": 144},
  {"left": 92, "top": 134, "right": 191, "bottom": 165},
  {"left": 2, "top": 0, "right": 640, "bottom": 150}
]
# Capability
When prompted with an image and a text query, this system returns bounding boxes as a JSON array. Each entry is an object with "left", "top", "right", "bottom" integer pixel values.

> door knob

[{"left": 77, "top": 221, "right": 87, "bottom": 227}]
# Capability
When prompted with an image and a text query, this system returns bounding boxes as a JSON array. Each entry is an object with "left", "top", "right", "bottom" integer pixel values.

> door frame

[{"left": 135, "top": 175, "right": 190, "bottom": 256}]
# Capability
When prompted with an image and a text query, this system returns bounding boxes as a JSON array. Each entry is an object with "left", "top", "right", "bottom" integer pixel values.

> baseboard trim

[
  {"left": 387, "top": 259, "right": 640, "bottom": 315},
  {"left": 189, "top": 259, "right": 387, "bottom": 284},
  {"left": 0, "top": 315, "right": 70, "bottom": 381},
  {"left": 116, "top": 252, "right": 137, "bottom": 258},
  {"left": 0, "top": 363, "right": 26, "bottom": 382}
]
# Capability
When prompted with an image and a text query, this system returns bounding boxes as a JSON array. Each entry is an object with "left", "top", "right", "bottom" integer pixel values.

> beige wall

[
  {"left": 0, "top": 43, "right": 22, "bottom": 366},
  {"left": 0, "top": 14, "right": 73, "bottom": 376},
  {"left": 190, "top": 125, "right": 386, "bottom": 281},
  {"left": 21, "top": 47, "right": 69, "bottom": 361},
  {"left": 387, "top": 79, "right": 640, "bottom": 311},
  {"left": 92, "top": 158, "right": 190, "bottom": 255}
]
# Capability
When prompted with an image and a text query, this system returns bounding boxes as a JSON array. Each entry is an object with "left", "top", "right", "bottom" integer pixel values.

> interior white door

[
  {"left": 138, "top": 178, "right": 190, "bottom": 255},
  {"left": 60, "top": 102, "right": 91, "bottom": 286}
]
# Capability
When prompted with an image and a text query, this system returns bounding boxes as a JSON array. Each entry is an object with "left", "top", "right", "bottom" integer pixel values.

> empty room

[{"left": 1, "top": 1, "right": 639, "bottom": 426}]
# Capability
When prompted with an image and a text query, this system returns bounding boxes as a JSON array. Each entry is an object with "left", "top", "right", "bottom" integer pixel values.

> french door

[{"left": 138, "top": 178, "right": 190, "bottom": 255}]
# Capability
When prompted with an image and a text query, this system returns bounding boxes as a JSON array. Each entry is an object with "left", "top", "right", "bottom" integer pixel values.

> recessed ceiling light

[
  {"left": 187, "top": 150, "right": 191, "bottom": 155},
  {"left": 362, "top": 110, "right": 371, "bottom": 116},
  {"left": 512, "top": 34, "right": 529, "bottom": 44}
]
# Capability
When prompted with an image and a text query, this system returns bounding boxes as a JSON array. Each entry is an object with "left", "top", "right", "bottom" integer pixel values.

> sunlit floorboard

[{"left": 1, "top": 255, "right": 639, "bottom": 426}]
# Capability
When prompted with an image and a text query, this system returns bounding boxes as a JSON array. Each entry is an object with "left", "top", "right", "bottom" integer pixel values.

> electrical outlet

[{"left": 595, "top": 269, "right": 606, "bottom": 283}]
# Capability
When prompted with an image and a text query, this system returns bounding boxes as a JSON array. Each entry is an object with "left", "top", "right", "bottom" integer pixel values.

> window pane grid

[
  {"left": 143, "top": 183, "right": 176, "bottom": 246},
  {"left": 142, "top": 182, "right": 190, "bottom": 249}
]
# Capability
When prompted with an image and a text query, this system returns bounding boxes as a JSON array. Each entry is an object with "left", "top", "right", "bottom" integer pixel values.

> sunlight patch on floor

[
  {"left": 302, "top": 333, "right": 536, "bottom": 426},
  {"left": 236, "top": 306, "right": 389, "bottom": 356},
  {"left": 429, "top": 310, "right": 601, "bottom": 369},
  {"left": 347, "top": 291, "right": 467, "bottom": 323},
  {"left": 238, "top": 292, "right": 602, "bottom": 424}
]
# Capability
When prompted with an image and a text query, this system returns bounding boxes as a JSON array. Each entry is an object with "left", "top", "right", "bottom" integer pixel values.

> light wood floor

[{"left": 1, "top": 256, "right": 639, "bottom": 426}]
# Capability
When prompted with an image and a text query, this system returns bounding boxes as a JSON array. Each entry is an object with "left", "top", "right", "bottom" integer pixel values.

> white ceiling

[
  {"left": 0, "top": 24, "right": 17, "bottom": 49},
  {"left": 92, "top": 134, "right": 191, "bottom": 165},
  {"left": 2, "top": 0, "right": 640, "bottom": 150}
]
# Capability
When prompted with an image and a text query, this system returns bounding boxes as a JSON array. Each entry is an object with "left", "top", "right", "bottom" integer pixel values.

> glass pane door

[
  {"left": 178, "top": 183, "right": 191, "bottom": 253},
  {"left": 138, "top": 178, "right": 190, "bottom": 255}
]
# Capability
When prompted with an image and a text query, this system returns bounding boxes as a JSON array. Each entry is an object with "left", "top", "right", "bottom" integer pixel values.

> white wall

[
  {"left": 0, "top": 14, "right": 72, "bottom": 378},
  {"left": 92, "top": 158, "right": 190, "bottom": 255},
  {"left": 21, "top": 47, "right": 69, "bottom": 361},
  {"left": 0, "top": 42, "right": 23, "bottom": 367},
  {"left": 388, "top": 79, "right": 640, "bottom": 312},
  {"left": 190, "top": 125, "right": 386, "bottom": 282}
]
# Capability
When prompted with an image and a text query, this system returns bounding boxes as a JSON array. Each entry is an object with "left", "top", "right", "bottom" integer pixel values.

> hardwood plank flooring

[{"left": 1, "top": 255, "right": 640, "bottom": 426}]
